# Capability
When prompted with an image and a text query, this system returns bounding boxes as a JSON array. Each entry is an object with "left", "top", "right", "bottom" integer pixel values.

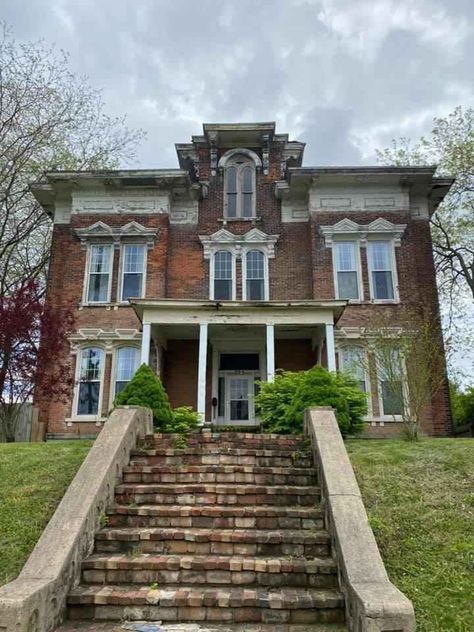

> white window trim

[
  {"left": 367, "top": 239, "right": 400, "bottom": 303},
  {"left": 242, "top": 248, "right": 269, "bottom": 301},
  {"left": 210, "top": 249, "right": 237, "bottom": 301},
  {"left": 83, "top": 243, "right": 114, "bottom": 306},
  {"left": 109, "top": 344, "right": 141, "bottom": 407},
  {"left": 331, "top": 239, "right": 364, "bottom": 302},
  {"left": 337, "top": 344, "right": 373, "bottom": 418},
  {"left": 224, "top": 157, "right": 257, "bottom": 219},
  {"left": 71, "top": 346, "right": 107, "bottom": 421},
  {"left": 118, "top": 242, "right": 148, "bottom": 303}
]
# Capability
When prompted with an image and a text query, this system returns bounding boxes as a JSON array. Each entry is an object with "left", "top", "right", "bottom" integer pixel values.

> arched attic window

[{"left": 224, "top": 153, "right": 257, "bottom": 218}]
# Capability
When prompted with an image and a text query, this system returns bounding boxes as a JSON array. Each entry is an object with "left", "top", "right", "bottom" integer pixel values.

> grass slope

[
  {"left": 0, "top": 440, "right": 93, "bottom": 586},
  {"left": 347, "top": 438, "right": 474, "bottom": 632}
]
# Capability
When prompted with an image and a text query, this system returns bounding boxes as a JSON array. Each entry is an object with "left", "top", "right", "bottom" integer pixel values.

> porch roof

[{"left": 131, "top": 298, "right": 346, "bottom": 326}]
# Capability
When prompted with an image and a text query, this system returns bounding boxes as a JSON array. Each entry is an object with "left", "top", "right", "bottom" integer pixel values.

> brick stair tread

[
  {"left": 58, "top": 623, "right": 346, "bottom": 631},
  {"left": 131, "top": 448, "right": 311, "bottom": 458},
  {"left": 108, "top": 505, "right": 321, "bottom": 518},
  {"left": 115, "top": 484, "right": 319, "bottom": 495},
  {"left": 95, "top": 528, "right": 330, "bottom": 544},
  {"left": 67, "top": 584, "right": 344, "bottom": 609},
  {"left": 123, "top": 465, "right": 312, "bottom": 475},
  {"left": 82, "top": 554, "right": 337, "bottom": 574}
]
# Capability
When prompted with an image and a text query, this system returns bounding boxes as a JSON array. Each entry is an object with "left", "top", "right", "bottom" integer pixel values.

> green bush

[
  {"left": 114, "top": 364, "right": 173, "bottom": 430},
  {"left": 255, "top": 365, "right": 367, "bottom": 436},
  {"left": 165, "top": 406, "right": 200, "bottom": 434}
]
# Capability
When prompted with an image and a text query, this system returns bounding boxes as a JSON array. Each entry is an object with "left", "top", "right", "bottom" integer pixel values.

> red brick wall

[{"left": 36, "top": 138, "right": 452, "bottom": 438}]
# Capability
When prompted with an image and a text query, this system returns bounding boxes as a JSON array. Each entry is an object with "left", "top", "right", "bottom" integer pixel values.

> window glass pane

[
  {"left": 381, "top": 380, "right": 404, "bottom": 415},
  {"left": 230, "top": 400, "right": 249, "bottom": 420},
  {"left": 227, "top": 194, "right": 237, "bottom": 217},
  {"left": 78, "top": 382, "right": 100, "bottom": 415},
  {"left": 123, "top": 245, "right": 144, "bottom": 273},
  {"left": 341, "top": 347, "right": 366, "bottom": 391},
  {"left": 122, "top": 273, "right": 142, "bottom": 300},
  {"left": 227, "top": 166, "right": 237, "bottom": 193},
  {"left": 214, "top": 279, "right": 232, "bottom": 300},
  {"left": 369, "top": 241, "right": 390, "bottom": 270},
  {"left": 117, "top": 347, "right": 139, "bottom": 382},
  {"left": 247, "top": 279, "right": 264, "bottom": 300},
  {"left": 242, "top": 166, "right": 253, "bottom": 193},
  {"left": 373, "top": 271, "right": 394, "bottom": 300},
  {"left": 220, "top": 353, "right": 260, "bottom": 370},
  {"left": 337, "top": 271, "right": 359, "bottom": 299},
  {"left": 335, "top": 242, "right": 356, "bottom": 271},
  {"left": 214, "top": 251, "right": 232, "bottom": 279},
  {"left": 88, "top": 273, "right": 109, "bottom": 302},
  {"left": 90, "top": 245, "right": 111, "bottom": 273},
  {"left": 246, "top": 251, "right": 264, "bottom": 279},
  {"left": 218, "top": 377, "right": 225, "bottom": 417},
  {"left": 80, "top": 348, "right": 103, "bottom": 381},
  {"left": 242, "top": 193, "right": 253, "bottom": 217}
]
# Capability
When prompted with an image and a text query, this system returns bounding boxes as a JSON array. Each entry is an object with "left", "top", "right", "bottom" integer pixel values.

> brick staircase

[{"left": 67, "top": 432, "right": 346, "bottom": 627}]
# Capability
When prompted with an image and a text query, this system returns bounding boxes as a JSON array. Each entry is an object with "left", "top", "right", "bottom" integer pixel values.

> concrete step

[
  {"left": 67, "top": 584, "right": 345, "bottom": 624},
  {"left": 94, "top": 528, "right": 331, "bottom": 558},
  {"left": 122, "top": 465, "right": 315, "bottom": 486},
  {"left": 58, "top": 623, "right": 347, "bottom": 632},
  {"left": 114, "top": 484, "right": 319, "bottom": 507},
  {"left": 107, "top": 504, "right": 323, "bottom": 530},
  {"left": 130, "top": 448, "right": 312, "bottom": 468},
  {"left": 81, "top": 553, "right": 338, "bottom": 588}
]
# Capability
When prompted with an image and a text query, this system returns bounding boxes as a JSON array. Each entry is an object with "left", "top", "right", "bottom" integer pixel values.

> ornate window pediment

[
  {"left": 199, "top": 228, "right": 279, "bottom": 258},
  {"left": 320, "top": 217, "right": 406, "bottom": 246},
  {"left": 74, "top": 220, "right": 158, "bottom": 249}
]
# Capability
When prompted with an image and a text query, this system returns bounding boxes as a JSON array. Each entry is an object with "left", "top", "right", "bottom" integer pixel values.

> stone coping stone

[{"left": 304, "top": 406, "right": 416, "bottom": 632}]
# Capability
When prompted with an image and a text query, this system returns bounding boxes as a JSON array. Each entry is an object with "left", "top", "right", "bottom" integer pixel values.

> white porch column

[
  {"left": 197, "top": 323, "right": 208, "bottom": 421},
  {"left": 266, "top": 324, "right": 275, "bottom": 381},
  {"left": 141, "top": 322, "right": 151, "bottom": 365},
  {"left": 325, "top": 323, "right": 336, "bottom": 372}
]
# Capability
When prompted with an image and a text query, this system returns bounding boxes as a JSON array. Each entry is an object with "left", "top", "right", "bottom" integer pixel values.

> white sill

[
  {"left": 65, "top": 417, "right": 107, "bottom": 425},
  {"left": 218, "top": 217, "right": 262, "bottom": 223}
]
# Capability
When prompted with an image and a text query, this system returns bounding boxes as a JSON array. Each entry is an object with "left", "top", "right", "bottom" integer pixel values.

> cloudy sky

[{"left": 2, "top": 0, "right": 473, "bottom": 168}]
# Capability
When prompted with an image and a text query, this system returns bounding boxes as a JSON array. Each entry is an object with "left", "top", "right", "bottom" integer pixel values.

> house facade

[{"left": 32, "top": 122, "right": 453, "bottom": 438}]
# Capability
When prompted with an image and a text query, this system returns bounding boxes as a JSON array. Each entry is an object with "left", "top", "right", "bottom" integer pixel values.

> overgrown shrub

[
  {"left": 114, "top": 364, "right": 173, "bottom": 430},
  {"left": 165, "top": 406, "right": 200, "bottom": 434},
  {"left": 255, "top": 365, "right": 367, "bottom": 436}
]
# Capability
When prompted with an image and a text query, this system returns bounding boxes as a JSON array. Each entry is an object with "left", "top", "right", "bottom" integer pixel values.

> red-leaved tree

[{"left": 0, "top": 280, "right": 75, "bottom": 441}]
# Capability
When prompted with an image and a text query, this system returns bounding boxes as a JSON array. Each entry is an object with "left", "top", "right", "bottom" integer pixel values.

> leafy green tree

[
  {"left": 450, "top": 381, "right": 474, "bottom": 428},
  {"left": 255, "top": 365, "right": 367, "bottom": 436},
  {"left": 0, "top": 25, "right": 144, "bottom": 296},
  {"left": 377, "top": 106, "right": 474, "bottom": 306},
  {"left": 115, "top": 364, "right": 173, "bottom": 430}
]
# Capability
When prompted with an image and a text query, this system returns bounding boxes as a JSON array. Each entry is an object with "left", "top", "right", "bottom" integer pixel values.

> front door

[{"left": 227, "top": 375, "right": 252, "bottom": 422}]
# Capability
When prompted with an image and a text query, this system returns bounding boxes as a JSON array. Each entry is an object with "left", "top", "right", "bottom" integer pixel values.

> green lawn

[
  {"left": 347, "top": 438, "right": 474, "bottom": 632},
  {"left": 0, "top": 440, "right": 93, "bottom": 586}
]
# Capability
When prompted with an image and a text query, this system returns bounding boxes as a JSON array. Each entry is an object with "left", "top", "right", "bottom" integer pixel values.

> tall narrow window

[
  {"left": 213, "top": 250, "right": 233, "bottom": 300},
  {"left": 224, "top": 156, "right": 255, "bottom": 218},
  {"left": 368, "top": 241, "right": 395, "bottom": 300},
  {"left": 334, "top": 241, "right": 360, "bottom": 300},
  {"left": 121, "top": 244, "right": 145, "bottom": 301},
  {"left": 115, "top": 347, "right": 140, "bottom": 395},
  {"left": 87, "top": 245, "right": 112, "bottom": 303},
  {"left": 245, "top": 250, "right": 265, "bottom": 300},
  {"left": 378, "top": 349, "right": 404, "bottom": 416},
  {"left": 77, "top": 347, "right": 104, "bottom": 415},
  {"left": 226, "top": 167, "right": 237, "bottom": 217},
  {"left": 340, "top": 346, "right": 367, "bottom": 393}
]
